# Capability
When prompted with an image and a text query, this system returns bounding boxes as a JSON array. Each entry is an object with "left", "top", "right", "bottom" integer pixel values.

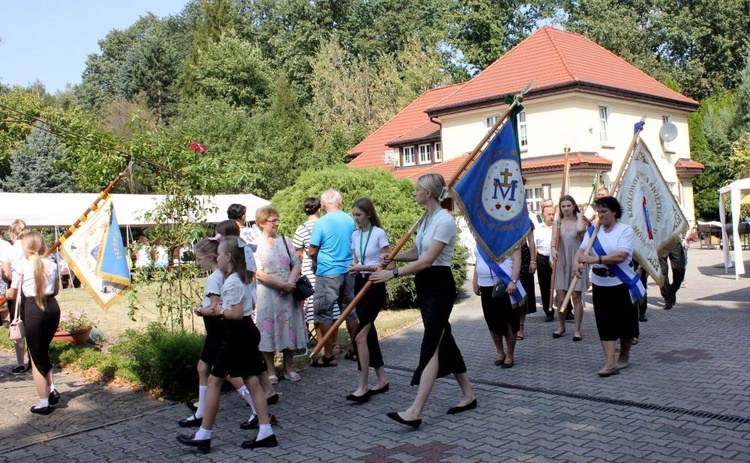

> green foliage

[
  {"left": 730, "top": 131, "right": 750, "bottom": 178},
  {"left": 271, "top": 165, "right": 467, "bottom": 307},
  {"left": 119, "top": 324, "right": 204, "bottom": 400},
  {"left": 190, "top": 29, "right": 271, "bottom": 110},
  {"left": 2, "top": 125, "right": 74, "bottom": 192}
]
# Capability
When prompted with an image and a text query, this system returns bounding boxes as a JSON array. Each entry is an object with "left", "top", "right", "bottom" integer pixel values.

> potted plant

[{"left": 55, "top": 310, "right": 96, "bottom": 345}]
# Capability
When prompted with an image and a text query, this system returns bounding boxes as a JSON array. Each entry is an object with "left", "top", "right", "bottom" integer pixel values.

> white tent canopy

[
  {"left": 0, "top": 193, "right": 269, "bottom": 227},
  {"left": 718, "top": 178, "right": 750, "bottom": 279}
]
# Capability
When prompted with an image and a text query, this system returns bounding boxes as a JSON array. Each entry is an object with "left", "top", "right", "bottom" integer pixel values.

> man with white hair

[{"left": 308, "top": 189, "right": 358, "bottom": 367}]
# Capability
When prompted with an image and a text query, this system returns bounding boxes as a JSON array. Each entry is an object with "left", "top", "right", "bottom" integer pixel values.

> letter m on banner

[{"left": 453, "top": 119, "right": 530, "bottom": 261}]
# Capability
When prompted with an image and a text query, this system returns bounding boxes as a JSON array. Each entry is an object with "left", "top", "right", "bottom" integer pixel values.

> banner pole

[
  {"left": 310, "top": 82, "right": 534, "bottom": 358},
  {"left": 0, "top": 162, "right": 133, "bottom": 308}
]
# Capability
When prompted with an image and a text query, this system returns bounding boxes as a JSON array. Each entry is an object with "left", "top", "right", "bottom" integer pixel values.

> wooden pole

[
  {"left": 560, "top": 222, "right": 600, "bottom": 310},
  {"left": 0, "top": 162, "right": 133, "bottom": 308},
  {"left": 310, "top": 81, "right": 535, "bottom": 358}
]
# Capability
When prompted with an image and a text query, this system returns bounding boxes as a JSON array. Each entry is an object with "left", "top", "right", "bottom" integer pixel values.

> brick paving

[{"left": 0, "top": 245, "right": 748, "bottom": 462}]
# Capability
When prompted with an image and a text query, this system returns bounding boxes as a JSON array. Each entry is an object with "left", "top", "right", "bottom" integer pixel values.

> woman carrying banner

[
  {"left": 575, "top": 196, "right": 640, "bottom": 377},
  {"left": 472, "top": 245, "right": 524, "bottom": 368},
  {"left": 371, "top": 173, "right": 475, "bottom": 428},
  {"left": 552, "top": 195, "right": 588, "bottom": 341}
]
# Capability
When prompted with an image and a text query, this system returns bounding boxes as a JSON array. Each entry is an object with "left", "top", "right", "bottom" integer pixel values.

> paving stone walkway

[{"left": 0, "top": 246, "right": 748, "bottom": 462}]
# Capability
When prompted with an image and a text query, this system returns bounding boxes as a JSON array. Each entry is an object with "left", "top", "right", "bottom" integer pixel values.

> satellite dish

[{"left": 659, "top": 122, "right": 678, "bottom": 142}]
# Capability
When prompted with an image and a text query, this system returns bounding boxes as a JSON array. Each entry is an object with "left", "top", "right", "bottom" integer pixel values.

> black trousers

[{"left": 537, "top": 254, "right": 552, "bottom": 315}]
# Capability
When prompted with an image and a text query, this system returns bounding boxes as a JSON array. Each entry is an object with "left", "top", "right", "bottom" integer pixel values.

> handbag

[
  {"left": 282, "top": 236, "right": 314, "bottom": 301},
  {"left": 8, "top": 277, "right": 25, "bottom": 340},
  {"left": 491, "top": 280, "right": 507, "bottom": 300}
]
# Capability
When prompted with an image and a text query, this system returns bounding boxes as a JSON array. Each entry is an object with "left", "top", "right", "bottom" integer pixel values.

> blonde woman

[
  {"left": 11, "top": 231, "right": 61, "bottom": 414},
  {"left": 371, "top": 174, "right": 475, "bottom": 428}
]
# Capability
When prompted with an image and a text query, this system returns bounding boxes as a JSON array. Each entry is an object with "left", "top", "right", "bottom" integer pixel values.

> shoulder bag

[
  {"left": 282, "top": 236, "right": 314, "bottom": 301},
  {"left": 8, "top": 274, "right": 25, "bottom": 340}
]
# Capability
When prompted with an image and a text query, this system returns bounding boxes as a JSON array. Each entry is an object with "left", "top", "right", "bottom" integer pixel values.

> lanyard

[
  {"left": 417, "top": 208, "right": 442, "bottom": 256},
  {"left": 359, "top": 226, "right": 373, "bottom": 264}
]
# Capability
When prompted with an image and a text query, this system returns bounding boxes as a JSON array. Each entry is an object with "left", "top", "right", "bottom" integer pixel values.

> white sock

[
  {"left": 196, "top": 385, "right": 208, "bottom": 419},
  {"left": 36, "top": 398, "right": 49, "bottom": 409},
  {"left": 237, "top": 385, "right": 256, "bottom": 412},
  {"left": 257, "top": 423, "right": 273, "bottom": 440},
  {"left": 194, "top": 426, "right": 212, "bottom": 440},
  {"left": 49, "top": 384, "right": 56, "bottom": 394}
]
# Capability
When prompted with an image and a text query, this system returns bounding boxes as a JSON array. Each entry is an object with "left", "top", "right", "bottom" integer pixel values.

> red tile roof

[
  {"left": 674, "top": 158, "right": 705, "bottom": 177},
  {"left": 427, "top": 27, "right": 699, "bottom": 116},
  {"left": 347, "top": 83, "right": 464, "bottom": 168},
  {"left": 387, "top": 122, "right": 441, "bottom": 146},
  {"left": 522, "top": 152, "right": 613, "bottom": 174}
]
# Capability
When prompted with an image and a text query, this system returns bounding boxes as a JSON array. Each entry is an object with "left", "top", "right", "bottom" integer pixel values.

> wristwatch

[
  {"left": 392, "top": 268, "right": 399, "bottom": 277},
  {"left": 511, "top": 279, "right": 518, "bottom": 284}
]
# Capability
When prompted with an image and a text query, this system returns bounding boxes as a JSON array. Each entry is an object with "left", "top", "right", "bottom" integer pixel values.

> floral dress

[{"left": 254, "top": 236, "right": 308, "bottom": 352}]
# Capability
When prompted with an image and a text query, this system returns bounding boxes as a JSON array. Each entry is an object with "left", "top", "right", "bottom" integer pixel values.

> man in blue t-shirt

[{"left": 308, "top": 189, "right": 358, "bottom": 366}]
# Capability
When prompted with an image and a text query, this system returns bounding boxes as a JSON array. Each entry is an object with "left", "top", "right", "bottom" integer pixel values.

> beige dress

[{"left": 554, "top": 220, "right": 588, "bottom": 292}]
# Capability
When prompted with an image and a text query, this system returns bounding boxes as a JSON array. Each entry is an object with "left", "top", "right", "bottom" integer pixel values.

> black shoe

[
  {"left": 386, "top": 411, "right": 421, "bottom": 428},
  {"left": 545, "top": 314, "right": 555, "bottom": 322},
  {"left": 29, "top": 405, "right": 51, "bottom": 415},
  {"left": 639, "top": 316, "right": 648, "bottom": 322},
  {"left": 664, "top": 304, "right": 672, "bottom": 310},
  {"left": 48, "top": 389, "right": 61, "bottom": 405},
  {"left": 241, "top": 434, "right": 278, "bottom": 449},
  {"left": 552, "top": 331, "right": 564, "bottom": 339},
  {"left": 370, "top": 383, "right": 389, "bottom": 396},
  {"left": 12, "top": 364, "right": 29, "bottom": 373},
  {"left": 176, "top": 433, "right": 211, "bottom": 453},
  {"left": 572, "top": 336, "right": 582, "bottom": 342},
  {"left": 447, "top": 398, "right": 478, "bottom": 415},
  {"left": 178, "top": 414, "right": 203, "bottom": 428},
  {"left": 500, "top": 361, "right": 514, "bottom": 369},
  {"left": 241, "top": 412, "right": 258, "bottom": 430},
  {"left": 266, "top": 393, "right": 279, "bottom": 405},
  {"left": 346, "top": 390, "right": 371, "bottom": 403},
  {"left": 186, "top": 398, "right": 198, "bottom": 413}
]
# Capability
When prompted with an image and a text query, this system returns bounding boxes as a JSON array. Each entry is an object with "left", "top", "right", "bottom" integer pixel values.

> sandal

[
  {"left": 344, "top": 350, "right": 357, "bottom": 361},
  {"left": 517, "top": 324, "right": 525, "bottom": 340},
  {"left": 311, "top": 356, "right": 338, "bottom": 368}
]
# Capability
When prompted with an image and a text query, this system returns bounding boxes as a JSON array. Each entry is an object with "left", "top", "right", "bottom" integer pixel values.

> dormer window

[
  {"left": 418, "top": 144, "right": 431, "bottom": 164},
  {"left": 402, "top": 146, "right": 415, "bottom": 166}
]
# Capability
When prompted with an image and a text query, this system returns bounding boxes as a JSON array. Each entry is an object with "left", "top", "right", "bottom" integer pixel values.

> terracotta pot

[{"left": 54, "top": 327, "right": 92, "bottom": 345}]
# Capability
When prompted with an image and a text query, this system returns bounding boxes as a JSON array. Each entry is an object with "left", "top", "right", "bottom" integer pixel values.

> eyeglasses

[{"left": 267, "top": 219, "right": 280, "bottom": 224}]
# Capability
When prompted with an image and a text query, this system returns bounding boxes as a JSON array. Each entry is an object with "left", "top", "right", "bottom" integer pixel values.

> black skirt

[
  {"left": 23, "top": 295, "right": 61, "bottom": 377},
  {"left": 353, "top": 273, "right": 386, "bottom": 370},
  {"left": 592, "top": 284, "right": 639, "bottom": 341},
  {"left": 479, "top": 286, "right": 520, "bottom": 334},
  {"left": 211, "top": 316, "right": 266, "bottom": 379},
  {"left": 200, "top": 316, "right": 224, "bottom": 365},
  {"left": 412, "top": 266, "right": 467, "bottom": 385}
]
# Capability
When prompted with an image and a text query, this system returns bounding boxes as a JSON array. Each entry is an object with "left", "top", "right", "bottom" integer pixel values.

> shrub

[
  {"left": 119, "top": 323, "right": 204, "bottom": 400},
  {"left": 271, "top": 165, "right": 467, "bottom": 308}
]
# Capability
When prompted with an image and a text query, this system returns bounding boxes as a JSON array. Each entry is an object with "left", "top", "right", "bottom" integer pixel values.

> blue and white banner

[
  {"left": 61, "top": 196, "right": 131, "bottom": 308},
  {"left": 453, "top": 121, "right": 530, "bottom": 262},
  {"left": 614, "top": 140, "right": 688, "bottom": 286}
]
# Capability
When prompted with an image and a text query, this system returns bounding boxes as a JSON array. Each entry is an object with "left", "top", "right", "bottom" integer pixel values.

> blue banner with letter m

[{"left": 452, "top": 121, "right": 530, "bottom": 262}]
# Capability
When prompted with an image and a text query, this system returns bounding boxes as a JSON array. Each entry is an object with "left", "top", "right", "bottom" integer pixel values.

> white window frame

[
  {"left": 662, "top": 115, "right": 675, "bottom": 153},
  {"left": 402, "top": 146, "right": 415, "bottom": 166},
  {"left": 517, "top": 110, "right": 528, "bottom": 150},
  {"left": 434, "top": 142, "right": 442, "bottom": 162},
  {"left": 599, "top": 105, "right": 610, "bottom": 145},
  {"left": 418, "top": 144, "right": 431, "bottom": 164},
  {"left": 525, "top": 187, "right": 544, "bottom": 213},
  {"left": 484, "top": 114, "right": 500, "bottom": 128}
]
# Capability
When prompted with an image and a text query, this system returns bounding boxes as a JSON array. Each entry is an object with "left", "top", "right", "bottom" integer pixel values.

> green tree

[
  {"left": 119, "top": 25, "right": 183, "bottom": 123},
  {"left": 190, "top": 30, "right": 272, "bottom": 110},
  {"left": 730, "top": 131, "right": 750, "bottom": 178},
  {"left": 2, "top": 125, "right": 74, "bottom": 192}
]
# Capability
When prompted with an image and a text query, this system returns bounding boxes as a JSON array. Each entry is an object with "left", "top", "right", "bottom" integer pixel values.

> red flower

[{"left": 190, "top": 142, "right": 206, "bottom": 154}]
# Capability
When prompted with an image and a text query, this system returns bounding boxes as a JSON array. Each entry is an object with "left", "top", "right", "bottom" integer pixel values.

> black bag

[
  {"left": 292, "top": 275, "right": 314, "bottom": 301},
  {"left": 282, "top": 236, "right": 314, "bottom": 301},
  {"left": 491, "top": 280, "right": 507, "bottom": 299}
]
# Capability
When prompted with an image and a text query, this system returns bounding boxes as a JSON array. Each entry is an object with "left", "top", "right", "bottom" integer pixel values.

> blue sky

[{"left": 0, "top": 0, "right": 189, "bottom": 93}]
